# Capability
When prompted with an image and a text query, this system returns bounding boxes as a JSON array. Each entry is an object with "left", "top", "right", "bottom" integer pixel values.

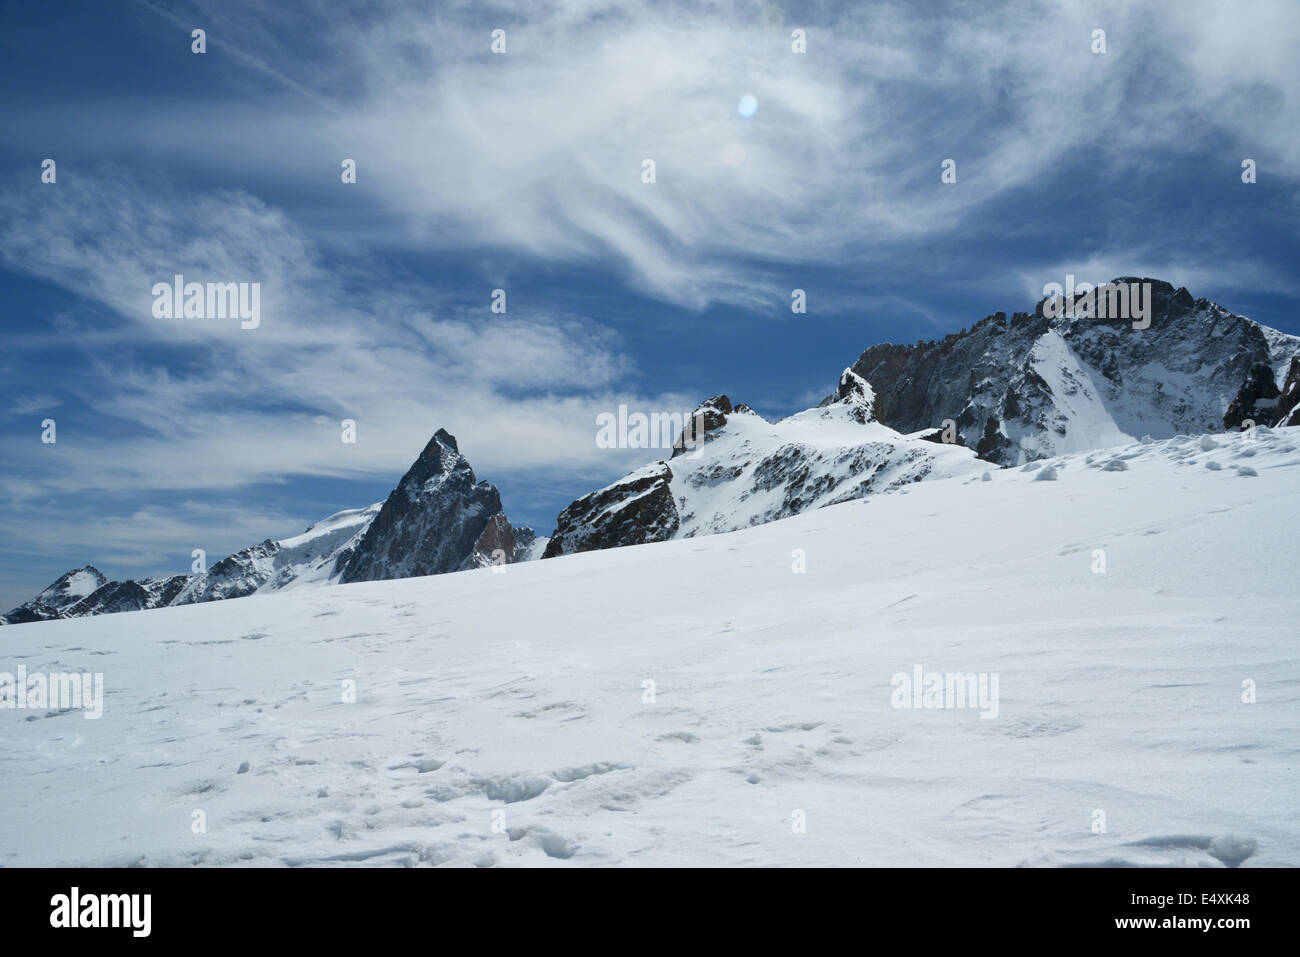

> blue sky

[{"left": 1, "top": 0, "right": 1298, "bottom": 610}]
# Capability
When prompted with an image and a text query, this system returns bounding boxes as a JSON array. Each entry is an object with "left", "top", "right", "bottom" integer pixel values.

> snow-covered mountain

[
  {"left": 0, "top": 566, "right": 106, "bottom": 624},
  {"left": 3, "top": 424, "right": 1295, "bottom": 866},
  {"left": 843, "top": 279, "right": 1300, "bottom": 465},
  {"left": 543, "top": 280, "right": 1299, "bottom": 559},
  {"left": 543, "top": 370, "right": 986, "bottom": 558},
  {"left": 7, "top": 279, "right": 1297, "bottom": 622},
  {"left": 168, "top": 503, "right": 386, "bottom": 607},
  {"left": 2, "top": 430, "right": 532, "bottom": 623}
]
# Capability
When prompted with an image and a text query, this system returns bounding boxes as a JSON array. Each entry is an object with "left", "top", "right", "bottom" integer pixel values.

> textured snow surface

[{"left": 2, "top": 427, "right": 1297, "bottom": 867}]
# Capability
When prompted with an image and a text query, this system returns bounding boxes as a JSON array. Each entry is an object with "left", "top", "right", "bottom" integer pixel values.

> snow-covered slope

[
  {"left": 3, "top": 426, "right": 1296, "bottom": 867},
  {"left": 169, "top": 502, "right": 385, "bottom": 606},
  {"left": 544, "top": 370, "right": 986, "bottom": 557},
  {"left": 846, "top": 279, "right": 1300, "bottom": 465}
]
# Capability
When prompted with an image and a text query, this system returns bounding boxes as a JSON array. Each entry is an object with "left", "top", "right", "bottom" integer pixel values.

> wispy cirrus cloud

[
  {"left": 6, "top": 394, "right": 61, "bottom": 417},
  {"left": 0, "top": 499, "right": 317, "bottom": 569},
  {"left": 85, "top": 0, "right": 1293, "bottom": 306},
  {"left": 5, "top": 1, "right": 1292, "bottom": 310},
  {"left": 0, "top": 170, "right": 691, "bottom": 499}
]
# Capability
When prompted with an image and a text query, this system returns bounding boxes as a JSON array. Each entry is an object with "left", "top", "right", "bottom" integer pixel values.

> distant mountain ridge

[
  {"left": 3, "top": 429, "right": 535, "bottom": 624},
  {"left": 6, "top": 278, "right": 1298, "bottom": 623}
]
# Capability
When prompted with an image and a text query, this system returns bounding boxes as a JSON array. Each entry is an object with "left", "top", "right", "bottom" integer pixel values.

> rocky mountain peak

[
  {"left": 1032, "top": 277, "right": 1195, "bottom": 324},
  {"left": 406, "top": 428, "right": 469, "bottom": 483},
  {"left": 2, "top": 565, "right": 107, "bottom": 624},
  {"left": 847, "top": 278, "right": 1299, "bottom": 466},
  {"left": 835, "top": 368, "right": 878, "bottom": 423},
  {"left": 336, "top": 428, "right": 514, "bottom": 583},
  {"left": 672, "top": 395, "right": 733, "bottom": 457}
]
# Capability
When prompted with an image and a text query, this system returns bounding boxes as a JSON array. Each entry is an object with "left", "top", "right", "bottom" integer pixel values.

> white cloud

[
  {"left": 0, "top": 171, "right": 695, "bottom": 505},
  {"left": 7, "top": 394, "right": 61, "bottom": 417},
  {"left": 10, "top": 1, "right": 1295, "bottom": 308},
  {"left": 149, "top": 0, "right": 1298, "bottom": 306},
  {"left": 0, "top": 500, "right": 314, "bottom": 570}
]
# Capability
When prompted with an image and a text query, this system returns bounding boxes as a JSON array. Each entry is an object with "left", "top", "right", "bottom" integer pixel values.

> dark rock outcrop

[
  {"left": 1224, "top": 362, "right": 1282, "bottom": 430},
  {"left": 173, "top": 541, "right": 280, "bottom": 605},
  {"left": 672, "top": 395, "right": 732, "bottom": 457},
  {"left": 543, "top": 370, "right": 978, "bottom": 559},
  {"left": 1272, "top": 356, "right": 1300, "bottom": 427},
  {"left": 337, "top": 429, "right": 514, "bottom": 582},
  {"left": 511, "top": 525, "right": 545, "bottom": 562},
  {"left": 542, "top": 463, "right": 679, "bottom": 558}
]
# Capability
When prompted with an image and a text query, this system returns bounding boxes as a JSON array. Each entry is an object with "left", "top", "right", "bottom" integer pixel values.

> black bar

[{"left": 0, "top": 865, "right": 1277, "bottom": 943}]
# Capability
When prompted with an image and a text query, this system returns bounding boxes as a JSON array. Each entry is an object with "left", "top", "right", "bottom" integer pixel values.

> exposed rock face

[
  {"left": 1272, "top": 356, "right": 1300, "bottom": 428},
  {"left": 543, "top": 372, "right": 987, "bottom": 558},
  {"left": 672, "top": 395, "right": 732, "bottom": 456},
  {"left": 337, "top": 429, "right": 514, "bottom": 583},
  {"left": 68, "top": 575, "right": 191, "bottom": 617},
  {"left": 1224, "top": 362, "right": 1282, "bottom": 430},
  {"left": 470, "top": 512, "right": 518, "bottom": 570},
  {"left": 2, "top": 566, "right": 106, "bottom": 623},
  {"left": 841, "top": 279, "right": 1299, "bottom": 465},
  {"left": 544, "top": 395, "right": 755, "bottom": 558},
  {"left": 542, "top": 462, "right": 680, "bottom": 558},
  {"left": 172, "top": 541, "right": 281, "bottom": 605}
]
